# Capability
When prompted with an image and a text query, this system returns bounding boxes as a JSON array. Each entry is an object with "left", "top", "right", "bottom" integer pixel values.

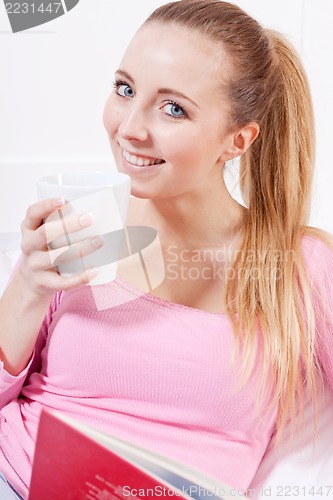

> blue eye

[
  {"left": 163, "top": 102, "right": 187, "bottom": 119},
  {"left": 114, "top": 81, "right": 134, "bottom": 98}
]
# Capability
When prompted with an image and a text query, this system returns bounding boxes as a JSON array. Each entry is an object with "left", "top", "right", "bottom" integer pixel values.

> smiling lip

[{"left": 121, "top": 148, "right": 165, "bottom": 167}]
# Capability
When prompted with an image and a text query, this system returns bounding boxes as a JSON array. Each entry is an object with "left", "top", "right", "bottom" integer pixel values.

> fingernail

[
  {"left": 79, "top": 213, "right": 94, "bottom": 227},
  {"left": 87, "top": 268, "right": 98, "bottom": 280},
  {"left": 52, "top": 198, "right": 66, "bottom": 207},
  {"left": 91, "top": 236, "right": 104, "bottom": 248}
]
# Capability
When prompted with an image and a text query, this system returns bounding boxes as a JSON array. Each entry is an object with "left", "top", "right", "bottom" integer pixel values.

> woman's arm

[
  {"left": 0, "top": 270, "right": 57, "bottom": 376},
  {"left": 0, "top": 289, "right": 62, "bottom": 408},
  {"left": 0, "top": 197, "right": 98, "bottom": 377}
]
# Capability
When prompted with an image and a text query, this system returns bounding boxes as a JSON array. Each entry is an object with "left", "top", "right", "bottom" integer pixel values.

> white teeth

[
  {"left": 129, "top": 154, "right": 139, "bottom": 164},
  {"left": 122, "top": 149, "right": 164, "bottom": 167}
]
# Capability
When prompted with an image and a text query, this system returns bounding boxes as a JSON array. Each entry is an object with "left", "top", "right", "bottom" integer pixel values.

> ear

[{"left": 222, "top": 122, "right": 260, "bottom": 161}]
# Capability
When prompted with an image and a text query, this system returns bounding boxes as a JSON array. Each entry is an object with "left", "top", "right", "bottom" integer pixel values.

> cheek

[{"left": 165, "top": 130, "right": 204, "bottom": 163}]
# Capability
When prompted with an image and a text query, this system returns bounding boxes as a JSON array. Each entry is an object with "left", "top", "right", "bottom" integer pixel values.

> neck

[{"left": 139, "top": 186, "right": 247, "bottom": 251}]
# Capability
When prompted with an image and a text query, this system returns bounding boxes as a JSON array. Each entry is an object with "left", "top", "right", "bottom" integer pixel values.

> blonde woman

[{"left": 0, "top": 1, "right": 332, "bottom": 498}]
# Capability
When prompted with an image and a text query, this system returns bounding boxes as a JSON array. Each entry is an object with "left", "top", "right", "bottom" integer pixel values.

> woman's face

[{"left": 103, "top": 23, "right": 234, "bottom": 200}]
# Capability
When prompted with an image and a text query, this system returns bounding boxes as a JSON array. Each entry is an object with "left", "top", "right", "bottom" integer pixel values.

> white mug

[{"left": 37, "top": 171, "right": 131, "bottom": 285}]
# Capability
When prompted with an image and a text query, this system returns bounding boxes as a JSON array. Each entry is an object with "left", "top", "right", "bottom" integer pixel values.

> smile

[{"left": 122, "top": 148, "right": 165, "bottom": 167}]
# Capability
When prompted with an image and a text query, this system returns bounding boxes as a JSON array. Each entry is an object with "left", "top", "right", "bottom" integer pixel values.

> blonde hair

[{"left": 145, "top": 0, "right": 333, "bottom": 441}]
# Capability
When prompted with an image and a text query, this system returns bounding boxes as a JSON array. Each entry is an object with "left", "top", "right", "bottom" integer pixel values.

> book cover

[{"left": 28, "top": 410, "right": 244, "bottom": 500}]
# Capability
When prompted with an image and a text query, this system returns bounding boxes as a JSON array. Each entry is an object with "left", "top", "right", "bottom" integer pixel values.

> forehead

[{"left": 119, "top": 23, "right": 229, "bottom": 93}]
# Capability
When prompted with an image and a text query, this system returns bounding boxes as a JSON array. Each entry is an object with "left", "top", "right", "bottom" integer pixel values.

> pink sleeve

[
  {"left": 0, "top": 291, "right": 63, "bottom": 408},
  {"left": 302, "top": 236, "right": 333, "bottom": 390}
]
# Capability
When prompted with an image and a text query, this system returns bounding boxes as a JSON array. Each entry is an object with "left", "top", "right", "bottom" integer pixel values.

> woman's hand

[
  {"left": 18, "top": 197, "right": 102, "bottom": 298},
  {"left": 0, "top": 197, "right": 104, "bottom": 376}
]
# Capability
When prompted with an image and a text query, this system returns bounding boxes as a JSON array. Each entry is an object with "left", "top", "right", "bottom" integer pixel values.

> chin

[{"left": 130, "top": 186, "right": 153, "bottom": 200}]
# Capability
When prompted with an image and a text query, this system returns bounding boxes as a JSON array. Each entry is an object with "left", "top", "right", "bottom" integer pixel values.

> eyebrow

[{"left": 115, "top": 69, "right": 200, "bottom": 109}]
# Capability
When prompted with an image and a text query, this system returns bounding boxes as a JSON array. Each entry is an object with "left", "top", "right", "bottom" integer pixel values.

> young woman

[{"left": 1, "top": 1, "right": 333, "bottom": 498}]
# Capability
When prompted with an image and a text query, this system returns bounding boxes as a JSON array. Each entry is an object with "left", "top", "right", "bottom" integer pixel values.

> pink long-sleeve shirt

[{"left": 0, "top": 234, "right": 332, "bottom": 499}]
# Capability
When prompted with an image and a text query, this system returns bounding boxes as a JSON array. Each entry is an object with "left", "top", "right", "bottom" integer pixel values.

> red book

[{"left": 28, "top": 409, "right": 244, "bottom": 500}]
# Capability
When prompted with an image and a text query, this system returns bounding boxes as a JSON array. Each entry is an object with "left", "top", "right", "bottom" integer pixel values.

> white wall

[{"left": 0, "top": 0, "right": 332, "bottom": 232}]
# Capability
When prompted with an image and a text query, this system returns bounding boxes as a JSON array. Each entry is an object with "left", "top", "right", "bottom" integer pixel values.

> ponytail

[
  {"left": 241, "top": 29, "right": 315, "bottom": 231},
  {"left": 232, "top": 30, "right": 321, "bottom": 440}
]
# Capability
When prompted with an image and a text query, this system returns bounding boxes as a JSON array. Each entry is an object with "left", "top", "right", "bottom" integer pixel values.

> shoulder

[
  {"left": 300, "top": 229, "right": 333, "bottom": 288},
  {"left": 300, "top": 229, "right": 333, "bottom": 261}
]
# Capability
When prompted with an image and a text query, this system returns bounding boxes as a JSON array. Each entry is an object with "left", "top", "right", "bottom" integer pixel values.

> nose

[{"left": 118, "top": 105, "right": 149, "bottom": 142}]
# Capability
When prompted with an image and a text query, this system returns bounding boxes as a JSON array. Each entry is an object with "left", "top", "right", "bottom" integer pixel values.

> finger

[
  {"left": 36, "top": 267, "right": 99, "bottom": 292},
  {"left": 21, "top": 211, "right": 94, "bottom": 254},
  {"left": 21, "top": 198, "right": 66, "bottom": 231},
  {"left": 25, "top": 249, "right": 56, "bottom": 272},
  {"left": 21, "top": 227, "right": 50, "bottom": 256},
  {"left": 43, "top": 211, "right": 94, "bottom": 248},
  {"left": 61, "top": 268, "right": 99, "bottom": 290},
  {"left": 49, "top": 236, "right": 104, "bottom": 267}
]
